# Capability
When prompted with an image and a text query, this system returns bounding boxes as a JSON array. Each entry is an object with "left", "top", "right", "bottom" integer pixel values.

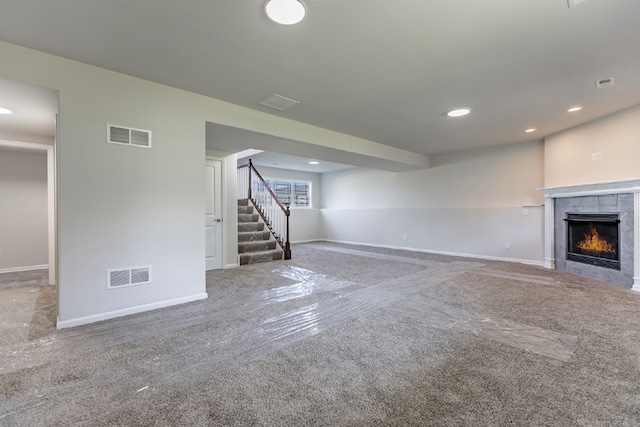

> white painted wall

[
  {"left": 321, "top": 141, "right": 545, "bottom": 263},
  {"left": 0, "top": 43, "right": 215, "bottom": 326},
  {"left": 0, "top": 41, "right": 430, "bottom": 327},
  {"left": 0, "top": 148, "right": 48, "bottom": 270},
  {"left": 545, "top": 105, "right": 640, "bottom": 188}
]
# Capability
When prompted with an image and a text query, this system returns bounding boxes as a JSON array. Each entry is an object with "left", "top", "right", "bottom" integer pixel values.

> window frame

[{"left": 262, "top": 177, "right": 313, "bottom": 209}]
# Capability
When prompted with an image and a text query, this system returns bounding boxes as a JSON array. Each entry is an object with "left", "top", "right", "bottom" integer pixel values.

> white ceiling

[
  {"left": 1, "top": 0, "right": 639, "bottom": 165},
  {"left": 241, "top": 151, "right": 354, "bottom": 174}
]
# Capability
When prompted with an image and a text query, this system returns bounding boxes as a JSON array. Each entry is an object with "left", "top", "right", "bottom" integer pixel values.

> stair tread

[
  {"left": 238, "top": 240, "right": 277, "bottom": 252},
  {"left": 240, "top": 248, "right": 281, "bottom": 254}
]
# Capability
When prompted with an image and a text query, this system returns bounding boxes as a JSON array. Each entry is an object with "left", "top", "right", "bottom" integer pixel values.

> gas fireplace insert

[{"left": 564, "top": 213, "right": 620, "bottom": 270}]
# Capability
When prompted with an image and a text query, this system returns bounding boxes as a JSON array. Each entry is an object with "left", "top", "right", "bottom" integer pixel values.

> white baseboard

[
  {"left": 56, "top": 292, "right": 209, "bottom": 329},
  {"left": 291, "top": 239, "right": 324, "bottom": 244},
  {"left": 320, "top": 239, "right": 545, "bottom": 267},
  {"left": 224, "top": 263, "right": 240, "bottom": 269},
  {"left": 0, "top": 264, "right": 48, "bottom": 274}
]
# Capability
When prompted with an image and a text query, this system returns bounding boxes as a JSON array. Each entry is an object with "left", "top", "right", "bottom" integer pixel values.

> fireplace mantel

[
  {"left": 539, "top": 178, "right": 640, "bottom": 292},
  {"left": 540, "top": 178, "right": 640, "bottom": 199}
]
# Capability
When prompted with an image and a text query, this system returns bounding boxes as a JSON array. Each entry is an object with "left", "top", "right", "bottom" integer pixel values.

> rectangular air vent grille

[
  {"left": 107, "top": 266, "right": 152, "bottom": 289},
  {"left": 107, "top": 124, "right": 152, "bottom": 148},
  {"left": 595, "top": 77, "right": 615, "bottom": 89},
  {"left": 258, "top": 94, "right": 300, "bottom": 111}
]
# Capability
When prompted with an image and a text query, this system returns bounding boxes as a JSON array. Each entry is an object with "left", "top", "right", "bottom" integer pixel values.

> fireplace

[
  {"left": 564, "top": 213, "right": 620, "bottom": 270},
  {"left": 540, "top": 182, "right": 638, "bottom": 290}
]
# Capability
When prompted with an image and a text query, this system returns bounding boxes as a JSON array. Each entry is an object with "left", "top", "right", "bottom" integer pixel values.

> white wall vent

[
  {"left": 258, "top": 94, "right": 300, "bottom": 111},
  {"left": 107, "top": 266, "right": 152, "bottom": 289},
  {"left": 107, "top": 124, "right": 152, "bottom": 148},
  {"left": 595, "top": 77, "right": 615, "bottom": 89}
]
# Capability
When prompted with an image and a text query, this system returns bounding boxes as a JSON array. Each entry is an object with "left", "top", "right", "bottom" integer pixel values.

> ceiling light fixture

[
  {"left": 308, "top": 161, "right": 320, "bottom": 165},
  {"left": 568, "top": 106, "right": 583, "bottom": 113},
  {"left": 525, "top": 128, "right": 536, "bottom": 133},
  {"left": 447, "top": 108, "right": 470, "bottom": 118},
  {"left": 265, "top": 0, "right": 306, "bottom": 25},
  {"left": 0, "top": 107, "right": 13, "bottom": 115}
]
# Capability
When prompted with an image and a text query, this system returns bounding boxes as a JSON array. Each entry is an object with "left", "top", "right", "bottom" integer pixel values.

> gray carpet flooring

[{"left": 1, "top": 243, "right": 640, "bottom": 426}]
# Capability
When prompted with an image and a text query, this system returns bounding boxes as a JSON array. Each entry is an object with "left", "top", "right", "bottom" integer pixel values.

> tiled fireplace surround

[{"left": 541, "top": 178, "right": 640, "bottom": 291}]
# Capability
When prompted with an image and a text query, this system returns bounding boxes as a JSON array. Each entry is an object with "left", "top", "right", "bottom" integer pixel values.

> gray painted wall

[{"left": 0, "top": 148, "right": 48, "bottom": 270}]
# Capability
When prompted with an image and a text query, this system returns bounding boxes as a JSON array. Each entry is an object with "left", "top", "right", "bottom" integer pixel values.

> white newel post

[{"left": 543, "top": 194, "right": 555, "bottom": 269}]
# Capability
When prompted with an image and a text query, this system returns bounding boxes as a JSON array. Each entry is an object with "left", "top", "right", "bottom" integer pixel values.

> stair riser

[
  {"left": 239, "top": 250, "right": 283, "bottom": 265},
  {"left": 238, "top": 241, "right": 277, "bottom": 253},
  {"left": 238, "top": 206, "right": 254, "bottom": 214}
]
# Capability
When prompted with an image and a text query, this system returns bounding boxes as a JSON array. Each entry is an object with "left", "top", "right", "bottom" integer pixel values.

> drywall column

[{"left": 543, "top": 194, "right": 555, "bottom": 269}]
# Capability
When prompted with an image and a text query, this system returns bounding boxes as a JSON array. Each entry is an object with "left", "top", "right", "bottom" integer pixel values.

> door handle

[{"left": 214, "top": 218, "right": 223, "bottom": 223}]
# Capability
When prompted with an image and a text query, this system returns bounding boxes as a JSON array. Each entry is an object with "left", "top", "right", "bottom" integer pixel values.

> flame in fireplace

[{"left": 576, "top": 226, "right": 617, "bottom": 256}]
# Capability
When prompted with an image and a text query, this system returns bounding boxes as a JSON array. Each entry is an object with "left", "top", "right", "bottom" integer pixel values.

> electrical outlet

[
  {"left": 522, "top": 208, "right": 528, "bottom": 216},
  {"left": 591, "top": 153, "right": 597, "bottom": 161},
  {"left": 504, "top": 242, "right": 511, "bottom": 249}
]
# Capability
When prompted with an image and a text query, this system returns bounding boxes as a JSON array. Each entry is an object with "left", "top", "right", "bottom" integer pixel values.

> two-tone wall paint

[
  {"left": 2, "top": 38, "right": 638, "bottom": 328},
  {"left": 320, "top": 141, "right": 545, "bottom": 264}
]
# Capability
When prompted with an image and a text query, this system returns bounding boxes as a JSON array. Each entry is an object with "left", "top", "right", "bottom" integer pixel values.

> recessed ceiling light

[
  {"left": 0, "top": 107, "right": 13, "bottom": 115},
  {"left": 265, "top": 0, "right": 306, "bottom": 25},
  {"left": 568, "top": 106, "right": 583, "bottom": 113},
  {"left": 308, "top": 161, "right": 320, "bottom": 165},
  {"left": 447, "top": 108, "right": 470, "bottom": 118},
  {"left": 525, "top": 128, "right": 536, "bottom": 133}
]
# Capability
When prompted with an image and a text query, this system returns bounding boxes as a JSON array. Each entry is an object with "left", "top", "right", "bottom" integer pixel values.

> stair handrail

[{"left": 238, "top": 160, "right": 291, "bottom": 260}]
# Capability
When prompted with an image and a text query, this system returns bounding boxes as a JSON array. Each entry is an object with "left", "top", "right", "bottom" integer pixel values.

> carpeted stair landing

[{"left": 238, "top": 199, "right": 283, "bottom": 265}]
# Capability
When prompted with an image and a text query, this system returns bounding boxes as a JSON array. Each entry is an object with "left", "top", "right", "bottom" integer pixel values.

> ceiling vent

[
  {"left": 107, "top": 266, "right": 152, "bottom": 289},
  {"left": 595, "top": 77, "right": 615, "bottom": 89},
  {"left": 258, "top": 94, "right": 300, "bottom": 111},
  {"left": 107, "top": 124, "right": 152, "bottom": 148}
]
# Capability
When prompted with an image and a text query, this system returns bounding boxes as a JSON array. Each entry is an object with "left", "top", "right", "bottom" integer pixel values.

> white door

[{"left": 205, "top": 159, "right": 223, "bottom": 270}]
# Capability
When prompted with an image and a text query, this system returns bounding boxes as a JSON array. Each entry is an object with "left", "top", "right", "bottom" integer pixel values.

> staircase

[{"left": 238, "top": 199, "right": 283, "bottom": 265}]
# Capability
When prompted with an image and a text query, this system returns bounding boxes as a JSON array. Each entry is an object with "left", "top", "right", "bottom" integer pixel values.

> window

[{"left": 255, "top": 177, "right": 312, "bottom": 208}]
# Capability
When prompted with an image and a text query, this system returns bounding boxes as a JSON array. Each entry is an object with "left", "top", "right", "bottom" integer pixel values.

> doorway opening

[{"left": 0, "top": 77, "right": 58, "bottom": 337}]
